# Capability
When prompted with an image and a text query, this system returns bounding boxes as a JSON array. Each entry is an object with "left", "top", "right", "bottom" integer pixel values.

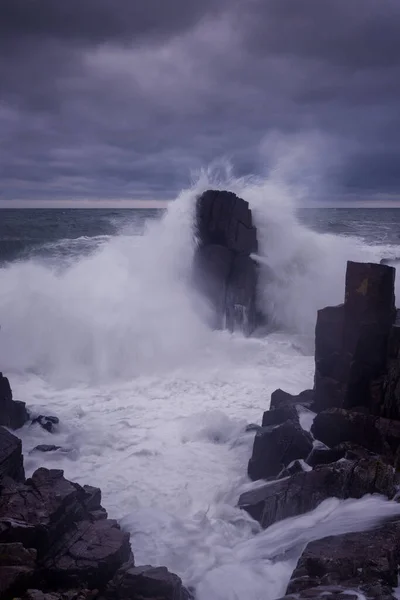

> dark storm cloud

[{"left": 1, "top": 0, "right": 400, "bottom": 202}]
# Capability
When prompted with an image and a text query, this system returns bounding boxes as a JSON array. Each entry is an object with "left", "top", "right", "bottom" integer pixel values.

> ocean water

[{"left": 2, "top": 180, "right": 400, "bottom": 599}]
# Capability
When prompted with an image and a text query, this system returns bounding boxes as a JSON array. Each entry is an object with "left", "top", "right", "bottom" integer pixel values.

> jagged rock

[
  {"left": 306, "top": 441, "right": 374, "bottom": 468},
  {"left": 278, "top": 459, "right": 310, "bottom": 479},
  {"left": 314, "top": 262, "right": 396, "bottom": 413},
  {"left": 39, "top": 519, "right": 131, "bottom": 588},
  {"left": 32, "top": 415, "right": 60, "bottom": 433},
  {"left": 0, "top": 426, "right": 25, "bottom": 481},
  {"left": 248, "top": 420, "right": 313, "bottom": 481},
  {"left": 262, "top": 405, "right": 299, "bottom": 427},
  {"left": 0, "top": 372, "right": 29, "bottom": 429},
  {"left": 0, "top": 542, "right": 37, "bottom": 597},
  {"left": 270, "top": 389, "right": 314, "bottom": 410},
  {"left": 277, "top": 585, "right": 393, "bottom": 599},
  {"left": 239, "top": 458, "right": 395, "bottom": 529},
  {"left": 193, "top": 189, "right": 259, "bottom": 335},
  {"left": 101, "top": 560, "right": 191, "bottom": 600},
  {"left": 284, "top": 521, "right": 400, "bottom": 600},
  {"left": 311, "top": 408, "right": 400, "bottom": 461}
]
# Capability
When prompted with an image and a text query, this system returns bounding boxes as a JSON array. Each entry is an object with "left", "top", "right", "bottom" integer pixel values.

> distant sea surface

[{"left": 0, "top": 206, "right": 400, "bottom": 264}]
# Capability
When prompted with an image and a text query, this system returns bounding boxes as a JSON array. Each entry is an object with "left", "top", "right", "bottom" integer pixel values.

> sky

[{"left": 1, "top": 0, "right": 400, "bottom": 206}]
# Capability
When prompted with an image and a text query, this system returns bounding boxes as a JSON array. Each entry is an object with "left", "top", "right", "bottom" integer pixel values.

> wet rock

[
  {"left": 193, "top": 190, "right": 259, "bottom": 335},
  {"left": 39, "top": 519, "right": 131, "bottom": 588},
  {"left": 0, "top": 372, "right": 29, "bottom": 429},
  {"left": 0, "top": 468, "right": 90, "bottom": 548},
  {"left": 31, "top": 445, "right": 63, "bottom": 453},
  {"left": 32, "top": 415, "right": 60, "bottom": 433},
  {"left": 101, "top": 560, "right": 191, "bottom": 600},
  {"left": 23, "top": 590, "right": 94, "bottom": 600},
  {"left": 239, "top": 458, "right": 395, "bottom": 528},
  {"left": 306, "top": 441, "right": 374, "bottom": 468},
  {"left": 311, "top": 408, "right": 400, "bottom": 461},
  {"left": 285, "top": 521, "right": 400, "bottom": 600},
  {"left": 245, "top": 423, "right": 263, "bottom": 433},
  {"left": 270, "top": 389, "right": 314, "bottom": 410},
  {"left": 0, "top": 542, "right": 37, "bottom": 597},
  {"left": 248, "top": 420, "right": 313, "bottom": 481},
  {"left": 262, "top": 405, "right": 299, "bottom": 427},
  {"left": 278, "top": 585, "right": 392, "bottom": 599},
  {"left": 314, "top": 261, "right": 396, "bottom": 413},
  {"left": 278, "top": 459, "right": 310, "bottom": 479},
  {"left": 0, "top": 426, "right": 25, "bottom": 481}
]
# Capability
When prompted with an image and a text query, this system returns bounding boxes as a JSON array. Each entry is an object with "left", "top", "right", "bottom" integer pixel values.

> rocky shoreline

[
  {"left": 0, "top": 375, "right": 191, "bottom": 600},
  {"left": 240, "top": 259, "right": 400, "bottom": 599},
  {"left": 2, "top": 191, "right": 400, "bottom": 599}
]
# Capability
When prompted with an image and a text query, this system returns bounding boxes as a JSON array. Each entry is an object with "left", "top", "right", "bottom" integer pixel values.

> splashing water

[{"left": 1, "top": 168, "right": 400, "bottom": 599}]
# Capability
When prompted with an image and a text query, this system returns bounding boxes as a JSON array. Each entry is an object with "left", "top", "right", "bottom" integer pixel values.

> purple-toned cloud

[{"left": 1, "top": 0, "right": 400, "bottom": 201}]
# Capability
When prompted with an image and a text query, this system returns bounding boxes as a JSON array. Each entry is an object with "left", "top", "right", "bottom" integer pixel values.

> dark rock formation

[
  {"left": 262, "top": 405, "right": 299, "bottom": 427},
  {"left": 100, "top": 560, "right": 190, "bottom": 600},
  {"left": 193, "top": 189, "right": 259, "bottom": 335},
  {"left": 270, "top": 388, "right": 314, "bottom": 410},
  {"left": 0, "top": 372, "right": 29, "bottom": 429},
  {"left": 0, "top": 426, "right": 189, "bottom": 600},
  {"left": 248, "top": 420, "right": 313, "bottom": 481},
  {"left": 239, "top": 458, "right": 395, "bottom": 529},
  {"left": 311, "top": 408, "right": 400, "bottom": 462},
  {"left": 314, "top": 261, "right": 396, "bottom": 413},
  {"left": 0, "top": 425, "right": 25, "bottom": 481},
  {"left": 283, "top": 521, "right": 400, "bottom": 600}
]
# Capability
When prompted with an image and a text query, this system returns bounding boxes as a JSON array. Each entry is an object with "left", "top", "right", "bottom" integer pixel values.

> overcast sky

[{"left": 1, "top": 0, "right": 400, "bottom": 205}]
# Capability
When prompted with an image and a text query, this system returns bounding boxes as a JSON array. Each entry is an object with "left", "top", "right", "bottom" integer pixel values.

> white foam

[{"left": 1, "top": 169, "right": 399, "bottom": 599}]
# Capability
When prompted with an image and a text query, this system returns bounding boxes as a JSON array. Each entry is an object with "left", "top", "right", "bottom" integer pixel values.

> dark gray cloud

[{"left": 1, "top": 0, "right": 400, "bottom": 202}]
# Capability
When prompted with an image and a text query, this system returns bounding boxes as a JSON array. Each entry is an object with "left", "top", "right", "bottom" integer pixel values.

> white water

[{"left": 1, "top": 172, "right": 400, "bottom": 599}]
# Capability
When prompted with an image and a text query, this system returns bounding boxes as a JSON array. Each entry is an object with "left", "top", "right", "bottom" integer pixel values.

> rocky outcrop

[
  {"left": 0, "top": 371, "right": 29, "bottom": 429},
  {"left": 0, "top": 425, "right": 189, "bottom": 600},
  {"left": 270, "top": 388, "right": 314, "bottom": 410},
  {"left": 239, "top": 457, "right": 395, "bottom": 529},
  {"left": 0, "top": 425, "right": 25, "bottom": 481},
  {"left": 311, "top": 408, "right": 400, "bottom": 463},
  {"left": 193, "top": 189, "right": 259, "bottom": 335},
  {"left": 314, "top": 261, "right": 396, "bottom": 413},
  {"left": 281, "top": 521, "right": 400, "bottom": 600},
  {"left": 248, "top": 419, "right": 313, "bottom": 481}
]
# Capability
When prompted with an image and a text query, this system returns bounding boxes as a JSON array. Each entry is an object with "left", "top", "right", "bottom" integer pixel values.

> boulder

[
  {"left": 239, "top": 458, "right": 395, "bottom": 529},
  {"left": 314, "top": 262, "right": 396, "bottom": 413},
  {"left": 311, "top": 408, "right": 400, "bottom": 461},
  {"left": 0, "top": 372, "right": 29, "bottom": 429},
  {"left": 270, "top": 389, "right": 314, "bottom": 410},
  {"left": 100, "top": 560, "right": 191, "bottom": 600},
  {"left": 284, "top": 521, "right": 400, "bottom": 600},
  {"left": 39, "top": 518, "right": 131, "bottom": 589},
  {"left": 0, "top": 426, "right": 25, "bottom": 481},
  {"left": 306, "top": 442, "right": 373, "bottom": 468},
  {"left": 0, "top": 542, "right": 37, "bottom": 597},
  {"left": 192, "top": 190, "right": 259, "bottom": 335},
  {"left": 248, "top": 420, "right": 313, "bottom": 481}
]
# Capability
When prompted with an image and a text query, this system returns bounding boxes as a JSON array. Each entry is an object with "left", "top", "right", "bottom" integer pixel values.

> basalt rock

[
  {"left": 0, "top": 371, "right": 29, "bottom": 429},
  {"left": 284, "top": 521, "right": 400, "bottom": 600},
  {"left": 239, "top": 458, "right": 395, "bottom": 529},
  {"left": 0, "top": 426, "right": 25, "bottom": 481},
  {"left": 248, "top": 420, "right": 313, "bottom": 481},
  {"left": 32, "top": 415, "right": 60, "bottom": 433},
  {"left": 314, "top": 261, "right": 396, "bottom": 413},
  {"left": 261, "top": 405, "right": 299, "bottom": 427},
  {"left": 311, "top": 408, "right": 400, "bottom": 463},
  {"left": 193, "top": 189, "right": 259, "bottom": 335},
  {"left": 100, "top": 560, "right": 190, "bottom": 600},
  {"left": 270, "top": 389, "right": 314, "bottom": 410}
]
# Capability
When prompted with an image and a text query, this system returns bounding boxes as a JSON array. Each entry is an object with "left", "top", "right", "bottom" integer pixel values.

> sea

[{"left": 2, "top": 180, "right": 400, "bottom": 600}]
